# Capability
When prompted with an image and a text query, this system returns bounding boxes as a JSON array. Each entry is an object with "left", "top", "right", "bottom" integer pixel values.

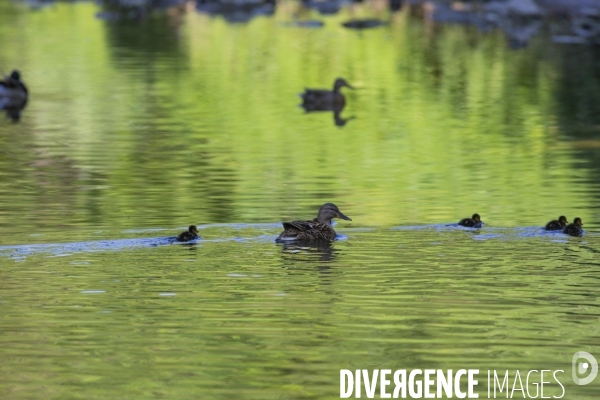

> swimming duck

[
  {"left": 545, "top": 216, "right": 568, "bottom": 231},
  {"left": 563, "top": 218, "right": 583, "bottom": 237},
  {"left": 300, "top": 78, "right": 353, "bottom": 109},
  {"left": 177, "top": 225, "right": 200, "bottom": 242},
  {"left": 0, "top": 70, "right": 28, "bottom": 121},
  {"left": 458, "top": 213, "right": 483, "bottom": 228},
  {"left": 277, "top": 203, "right": 352, "bottom": 242}
]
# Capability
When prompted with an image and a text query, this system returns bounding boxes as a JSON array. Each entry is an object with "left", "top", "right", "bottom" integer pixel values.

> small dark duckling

[
  {"left": 545, "top": 216, "right": 568, "bottom": 231},
  {"left": 277, "top": 203, "right": 352, "bottom": 242},
  {"left": 0, "top": 70, "right": 28, "bottom": 121},
  {"left": 300, "top": 78, "right": 354, "bottom": 108},
  {"left": 458, "top": 213, "right": 483, "bottom": 228},
  {"left": 563, "top": 218, "right": 583, "bottom": 237},
  {"left": 177, "top": 225, "right": 200, "bottom": 242}
]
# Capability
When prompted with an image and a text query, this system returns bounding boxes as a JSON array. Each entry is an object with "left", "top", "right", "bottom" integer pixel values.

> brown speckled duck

[
  {"left": 177, "top": 225, "right": 200, "bottom": 242},
  {"left": 563, "top": 218, "right": 583, "bottom": 237},
  {"left": 545, "top": 216, "right": 568, "bottom": 231},
  {"left": 0, "top": 70, "right": 28, "bottom": 121},
  {"left": 277, "top": 203, "right": 352, "bottom": 242},
  {"left": 300, "top": 78, "right": 353, "bottom": 109}
]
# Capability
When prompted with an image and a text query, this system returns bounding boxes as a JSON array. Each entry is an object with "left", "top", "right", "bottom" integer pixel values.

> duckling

[
  {"left": 300, "top": 78, "right": 353, "bottom": 109},
  {"left": 563, "top": 218, "right": 583, "bottom": 237},
  {"left": 458, "top": 213, "right": 483, "bottom": 228},
  {"left": 177, "top": 225, "right": 200, "bottom": 242},
  {"left": 545, "top": 216, "right": 568, "bottom": 231},
  {"left": 277, "top": 203, "right": 352, "bottom": 242},
  {"left": 0, "top": 70, "right": 28, "bottom": 121}
]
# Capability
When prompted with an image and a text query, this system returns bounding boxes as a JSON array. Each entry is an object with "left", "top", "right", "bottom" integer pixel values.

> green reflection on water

[
  {"left": 0, "top": 1, "right": 599, "bottom": 399},
  {"left": 0, "top": 2, "right": 599, "bottom": 235}
]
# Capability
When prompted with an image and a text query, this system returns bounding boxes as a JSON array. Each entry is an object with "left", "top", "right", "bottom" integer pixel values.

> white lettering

[
  {"left": 363, "top": 369, "right": 379, "bottom": 398},
  {"left": 424, "top": 369, "right": 435, "bottom": 398},
  {"left": 511, "top": 370, "right": 525, "bottom": 398},
  {"left": 493, "top": 370, "right": 508, "bottom": 398},
  {"left": 468, "top": 369, "right": 479, "bottom": 398},
  {"left": 540, "top": 370, "right": 550, "bottom": 398},
  {"left": 341, "top": 370, "right": 353, "bottom": 398},
  {"left": 455, "top": 369, "right": 467, "bottom": 399},
  {"left": 393, "top": 370, "right": 406, "bottom": 398},
  {"left": 381, "top": 369, "right": 391, "bottom": 398},
  {"left": 438, "top": 369, "right": 453, "bottom": 398},
  {"left": 409, "top": 369, "right": 423, "bottom": 398},
  {"left": 553, "top": 370, "right": 564, "bottom": 399},
  {"left": 526, "top": 370, "right": 539, "bottom": 398}
]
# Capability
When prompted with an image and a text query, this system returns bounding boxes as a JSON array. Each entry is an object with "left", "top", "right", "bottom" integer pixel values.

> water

[{"left": 1, "top": 1, "right": 600, "bottom": 399}]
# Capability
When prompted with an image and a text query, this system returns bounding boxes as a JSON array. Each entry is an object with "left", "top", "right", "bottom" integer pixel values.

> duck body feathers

[
  {"left": 277, "top": 220, "right": 337, "bottom": 242},
  {"left": 299, "top": 78, "right": 353, "bottom": 110},
  {"left": 176, "top": 225, "right": 200, "bottom": 242},
  {"left": 457, "top": 213, "right": 482, "bottom": 228},
  {"left": 0, "top": 71, "right": 28, "bottom": 120},
  {"left": 563, "top": 223, "right": 583, "bottom": 237},
  {"left": 300, "top": 89, "right": 346, "bottom": 108},
  {"left": 562, "top": 217, "right": 583, "bottom": 237},
  {"left": 177, "top": 231, "right": 199, "bottom": 242},
  {"left": 276, "top": 203, "right": 351, "bottom": 243},
  {"left": 545, "top": 220, "right": 566, "bottom": 230},
  {"left": 458, "top": 219, "right": 482, "bottom": 228}
]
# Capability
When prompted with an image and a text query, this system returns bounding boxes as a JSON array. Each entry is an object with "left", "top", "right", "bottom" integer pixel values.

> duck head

[
  {"left": 317, "top": 203, "right": 352, "bottom": 225},
  {"left": 573, "top": 218, "right": 583, "bottom": 227},
  {"left": 558, "top": 216, "right": 568, "bottom": 224},
  {"left": 333, "top": 78, "right": 354, "bottom": 92},
  {"left": 10, "top": 70, "right": 21, "bottom": 81},
  {"left": 472, "top": 213, "right": 481, "bottom": 223},
  {"left": 188, "top": 225, "right": 199, "bottom": 234}
]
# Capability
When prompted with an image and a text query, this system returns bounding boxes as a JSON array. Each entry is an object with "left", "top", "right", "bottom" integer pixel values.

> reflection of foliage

[{"left": 0, "top": 2, "right": 599, "bottom": 232}]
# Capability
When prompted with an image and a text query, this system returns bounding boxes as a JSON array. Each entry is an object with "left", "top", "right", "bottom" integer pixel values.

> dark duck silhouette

[
  {"left": 342, "top": 19, "right": 387, "bottom": 29},
  {"left": 177, "top": 225, "right": 200, "bottom": 242},
  {"left": 300, "top": 78, "right": 353, "bottom": 109},
  {"left": 545, "top": 216, "right": 568, "bottom": 231},
  {"left": 0, "top": 70, "right": 28, "bottom": 121},
  {"left": 563, "top": 218, "right": 583, "bottom": 237},
  {"left": 458, "top": 213, "right": 483, "bottom": 228},
  {"left": 277, "top": 203, "right": 352, "bottom": 242}
]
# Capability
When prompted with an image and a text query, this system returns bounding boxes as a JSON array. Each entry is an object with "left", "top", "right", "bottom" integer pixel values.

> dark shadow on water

[
  {"left": 196, "top": 0, "right": 275, "bottom": 23},
  {"left": 300, "top": 103, "right": 355, "bottom": 127},
  {"left": 342, "top": 19, "right": 388, "bottom": 29},
  {"left": 277, "top": 241, "right": 336, "bottom": 263}
]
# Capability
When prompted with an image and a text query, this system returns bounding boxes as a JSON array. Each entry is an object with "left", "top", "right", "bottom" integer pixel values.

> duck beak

[
  {"left": 338, "top": 212, "right": 352, "bottom": 221},
  {"left": 344, "top": 83, "right": 355, "bottom": 90}
]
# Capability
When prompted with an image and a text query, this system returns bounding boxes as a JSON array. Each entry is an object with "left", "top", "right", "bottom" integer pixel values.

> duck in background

[
  {"left": 277, "top": 203, "right": 352, "bottom": 242},
  {"left": 0, "top": 70, "right": 28, "bottom": 121},
  {"left": 300, "top": 78, "right": 355, "bottom": 127},
  {"left": 300, "top": 78, "right": 353, "bottom": 109},
  {"left": 563, "top": 218, "right": 583, "bottom": 237},
  {"left": 458, "top": 213, "right": 483, "bottom": 228},
  {"left": 177, "top": 225, "right": 200, "bottom": 242},
  {"left": 545, "top": 216, "right": 568, "bottom": 231}
]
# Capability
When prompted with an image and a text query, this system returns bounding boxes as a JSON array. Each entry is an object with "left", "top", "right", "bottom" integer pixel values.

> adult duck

[
  {"left": 300, "top": 78, "right": 353, "bottom": 109},
  {"left": 458, "top": 213, "right": 483, "bottom": 228},
  {"left": 0, "top": 70, "right": 28, "bottom": 121},
  {"left": 177, "top": 225, "right": 200, "bottom": 242},
  {"left": 545, "top": 216, "right": 568, "bottom": 231},
  {"left": 563, "top": 218, "right": 583, "bottom": 237},
  {"left": 277, "top": 203, "right": 352, "bottom": 242}
]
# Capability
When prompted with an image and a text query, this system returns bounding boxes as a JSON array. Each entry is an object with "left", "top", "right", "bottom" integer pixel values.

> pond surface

[{"left": 1, "top": 1, "right": 600, "bottom": 399}]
